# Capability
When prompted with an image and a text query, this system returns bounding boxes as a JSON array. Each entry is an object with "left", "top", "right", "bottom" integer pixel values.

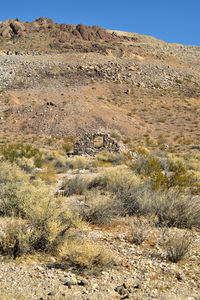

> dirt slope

[{"left": 0, "top": 18, "right": 199, "bottom": 151}]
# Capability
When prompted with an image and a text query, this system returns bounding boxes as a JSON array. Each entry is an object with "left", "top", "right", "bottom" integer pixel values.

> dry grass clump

[
  {"left": 61, "top": 175, "right": 90, "bottom": 196},
  {"left": 127, "top": 216, "right": 151, "bottom": 245},
  {"left": 35, "top": 164, "right": 57, "bottom": 184},
  {"left": 80, "top": 190, "right": 121, "bottom": 225},
  {"left": 93, "top": 165, "right": 140, "bottom": 194},
  {"left": 93, "top": 150, "right": 124, "bottom": 167},
  {"left": 58, "top": 238, "right": 114, "bottom": 270},
  {"left": 161, "top": 229, "right": 192, "bottom": 263},
  {"left": 66, "top": 157, "right": 89, "bottom": 170}
]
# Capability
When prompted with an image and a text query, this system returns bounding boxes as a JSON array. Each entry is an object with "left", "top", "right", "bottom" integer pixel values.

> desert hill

[{"left": 0, "top": 17, "right": 199, "bottom": 152}]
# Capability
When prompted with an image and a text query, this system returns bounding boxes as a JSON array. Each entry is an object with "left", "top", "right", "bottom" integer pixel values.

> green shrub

[
  {"left": 0, "top": 143, "right": 43, "bottom": 167},
  {"left": 131, "top": 152, "right": 199, "bottom": 193}
]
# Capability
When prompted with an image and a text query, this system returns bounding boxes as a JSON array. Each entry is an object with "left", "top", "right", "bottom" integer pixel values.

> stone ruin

[{"left": 73, "top": 133, "right": 120, "bottom": 156}]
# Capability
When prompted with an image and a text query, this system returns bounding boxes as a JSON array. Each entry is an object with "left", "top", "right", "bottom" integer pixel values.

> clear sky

[{"left": 0, "top": 0, "right": 200, "bottom": 46}]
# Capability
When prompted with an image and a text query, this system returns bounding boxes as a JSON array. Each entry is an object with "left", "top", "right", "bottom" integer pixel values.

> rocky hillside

[{"left": 0, "top": 18, "right": 199, "bottom": 151}]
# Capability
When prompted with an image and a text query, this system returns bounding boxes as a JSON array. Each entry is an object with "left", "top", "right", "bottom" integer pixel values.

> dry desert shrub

[
  {"left": 53, "top": 155, "right": 69, "bottom": 170},
  {"left": 66, "top": 157, "right": 88, "bottom": 170},
  {"left": 93, "top": 150, "right": 124, "bottom": 167},
  {"left": 0, "top": 217, "right": 32, "bottom": 257},
  {"left": 88, "top": 163, "right": 200, "bottom": 228},
  {"left": 0, "top": 178, "right": 55, "bottom": 217},
  {"left": 137, "top": 188, "right": 200, "bottom": 229},
  {"left": 0, "top": 160, "right": 28, "bottom": 185},
  {"left": 127, "top": 216, "right": 152, "bottom": 245},
  {"left": 80, "top": 190, "right": 121, "bottom": 225},
  {"left": 161, "top": 229, "right": 192, "bottom": 263},
  {"left": 61, "top": 175, "right": 90, "bottom": 196},
  {"left": 0, "top": 208, "right": 83, "bottom": 257},
  {"left": 89, "top": 166, "right": 141, "bottom": 215},
  {"left": 15, "top": 157, "right": 35, "bottom": 173},
  {"left": 92, "top": 165, "right": 140, "bottom": 194},
  {"left": 57, "top": 238, "right": 114, "bottom": 269},
  {"left": 0, "top": 161, "right": 84, "bottom": 256},
  {"left": 35, "top": 164, "right": 57, "bottom": 184}
]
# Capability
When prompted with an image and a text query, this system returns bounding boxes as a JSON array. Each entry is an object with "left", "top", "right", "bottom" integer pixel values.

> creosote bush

[
  {"left": 0, "top": 143, "right": 43, "bottom": 167},
  {"left": 131, "top": 152, "right": 200, "bottom": 193}
]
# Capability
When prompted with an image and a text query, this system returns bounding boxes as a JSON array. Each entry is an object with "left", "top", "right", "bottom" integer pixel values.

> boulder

[
  {"left": 1, "top": 26, "right": 12, "bottom": 38},
  {"left": 10, "top": 21, "right": 25, "bottom": 35}
]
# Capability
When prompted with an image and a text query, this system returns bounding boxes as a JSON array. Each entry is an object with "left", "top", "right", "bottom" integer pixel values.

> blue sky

[{"left": 0, "top": 0, "right": 200, "bottom": 45}]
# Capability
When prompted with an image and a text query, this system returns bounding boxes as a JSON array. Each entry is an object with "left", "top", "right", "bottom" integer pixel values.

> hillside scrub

[
  {"left": 131, "top": 151, "right": 200, "bottom": 193},
  {"left": 0, "top": 161, "right": 83, "bottom": 256},
  {"left": 0, "top": 143, "right": 43, "bottom": 168},
  {"left": 89, "top": 164, "right": 200, "bottom": 229}
]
